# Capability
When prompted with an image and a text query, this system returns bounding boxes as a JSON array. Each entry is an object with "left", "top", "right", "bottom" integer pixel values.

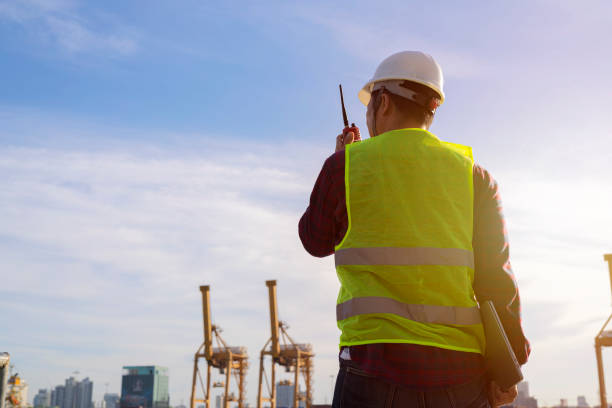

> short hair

[{"left": 378, "top": 81, "right": 440, "bottom": 125}]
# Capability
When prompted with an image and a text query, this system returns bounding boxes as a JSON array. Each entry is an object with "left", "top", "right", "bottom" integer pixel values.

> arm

[
  {"left": 298, "top": 151, "right": 347, "bottom": 257},
  {"left": 472, "top": 164, "right": 530, "bottom": 365}
]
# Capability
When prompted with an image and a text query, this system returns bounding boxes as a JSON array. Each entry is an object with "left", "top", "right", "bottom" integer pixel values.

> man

[{"left": 299, "top": 51, "right": 530, "bottom": 407}]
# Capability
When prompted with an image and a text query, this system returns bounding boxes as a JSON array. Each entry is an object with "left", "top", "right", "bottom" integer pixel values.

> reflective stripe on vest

[
  {"left": 335, "top": 246, "right": 474, "bottom": 269},
  {"left": 336, "top": 296, "right": 481, "bottom": 325}
]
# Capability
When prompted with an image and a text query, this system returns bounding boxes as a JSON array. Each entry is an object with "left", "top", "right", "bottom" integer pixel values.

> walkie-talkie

[{"left": 339, "top": 84, "right": 361, "bottom": 142}]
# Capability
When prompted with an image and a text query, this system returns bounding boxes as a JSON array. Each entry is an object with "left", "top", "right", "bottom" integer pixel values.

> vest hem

[{"left": 338, "top": 338, "right": 484, "bottom": 355}]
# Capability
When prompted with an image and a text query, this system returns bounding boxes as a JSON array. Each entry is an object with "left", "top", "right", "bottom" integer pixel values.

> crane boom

[
  {"left": 200, "top": 285, "right": 213, "bottom": 360},
  {"left": 266, "top": 280, "right": 280, "bottom": 358}
]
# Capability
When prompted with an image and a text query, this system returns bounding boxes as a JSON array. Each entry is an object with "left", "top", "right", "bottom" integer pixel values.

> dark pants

[{"left": 331, "top": 363, "right": 491, "bottom": 408}]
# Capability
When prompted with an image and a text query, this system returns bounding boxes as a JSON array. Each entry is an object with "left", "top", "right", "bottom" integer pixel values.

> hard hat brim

[{"left": 358, "top": 77, "right": 445, "bottom": 106}]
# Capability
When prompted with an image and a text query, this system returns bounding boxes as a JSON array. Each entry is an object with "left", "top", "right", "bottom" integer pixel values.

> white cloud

[
  {"left": 0, "top": 0, "right": 138, "bottom": 56},
  {"left": 291, "top": 3, "right": 488, "bottom": 80},
  {"left": 0, "top": 0, "right": 71, "bottom": 21},
  {"left": 44, "top": 15, "right": 137, "bottom": 55}
]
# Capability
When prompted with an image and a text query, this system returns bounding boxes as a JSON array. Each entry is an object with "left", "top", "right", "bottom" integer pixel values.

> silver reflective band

[
  {"left": 336, "top": 297, "right": 481, "bottom": 325},
  {"left": 335, "top": 247, "right": 474, "bottom": 268}
]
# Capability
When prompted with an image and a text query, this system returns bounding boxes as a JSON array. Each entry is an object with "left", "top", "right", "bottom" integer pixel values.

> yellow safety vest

[{"left": 335, "top": 128, "right": 485, "bottom": 354}]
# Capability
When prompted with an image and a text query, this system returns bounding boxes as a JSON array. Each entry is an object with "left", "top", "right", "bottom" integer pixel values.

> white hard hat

[{"left": 358, "top": 51, "right": 445, "bottom": 106}]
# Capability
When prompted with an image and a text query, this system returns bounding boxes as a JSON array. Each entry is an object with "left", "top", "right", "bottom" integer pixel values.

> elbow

[
  {"left": 305, "top": 245, "right": 333, "bottom": 258},
  {"left": 298, "top": 233, "right": 333, "bottom": 258},
  {"left": 298, "top": 211, "right": 335, "bottom": 258},
  {"left": 298, "top": 231, "right": 333, "bottom": 258}
]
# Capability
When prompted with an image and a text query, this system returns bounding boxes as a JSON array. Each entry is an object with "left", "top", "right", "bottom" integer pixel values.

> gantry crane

[
  {"left": 190, "top": 285, "right": 249, "bottom": 408},
  {"left": 596, "top": 254, "right": 612, "bottom": 408},
  {"left": 0, "top": 353, "right": 9, "bottom": 408},
  {"left": 257, "top": 280, "right": 314, "bottom": 408}
]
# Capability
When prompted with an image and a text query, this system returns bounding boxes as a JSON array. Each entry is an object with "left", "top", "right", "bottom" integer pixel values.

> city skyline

[
  {"left": 21, "top": 373, "right": 601, "bottom": 408},
  {"left": 30, "top": 375, "right": 93, "bottom": 408}
]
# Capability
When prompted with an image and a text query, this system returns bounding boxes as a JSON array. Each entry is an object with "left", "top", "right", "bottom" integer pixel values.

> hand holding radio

[{"left": 335, "top": 131, "right": 356, "bottom": 153}]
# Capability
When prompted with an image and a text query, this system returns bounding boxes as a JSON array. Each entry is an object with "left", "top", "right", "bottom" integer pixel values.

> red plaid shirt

[{"left": 299, "top": 148, "right": 530, "bottom": 388}]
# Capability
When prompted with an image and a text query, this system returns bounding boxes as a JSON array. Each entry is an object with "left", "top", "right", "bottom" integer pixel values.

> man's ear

[{"left": 380, "top": 93, "right": 392, "bottom": 115}]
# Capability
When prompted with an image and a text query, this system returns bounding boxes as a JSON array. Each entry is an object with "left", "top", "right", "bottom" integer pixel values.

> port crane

[
  {"left": 190, "top": 285, "right": 248, "bottom": 408},
  {"left": 596, "top": 254, "right": 612, "bottom": 408},
  {"left": 257, "top": 280, "right": 314, "bottom": 408}
]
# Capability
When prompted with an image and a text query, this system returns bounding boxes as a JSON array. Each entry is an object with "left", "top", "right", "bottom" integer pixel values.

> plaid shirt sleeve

[
  {"left": 298, "top": 150, "right": 347, "bottom": 257},
  {"left": 472, "top": 164, "right": 531, "bottom": 365}
]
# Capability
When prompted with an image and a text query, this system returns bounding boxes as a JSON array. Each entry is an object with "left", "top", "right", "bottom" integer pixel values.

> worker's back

[{"left": 334, "top": 128, "right": 485, "bottom": 354}]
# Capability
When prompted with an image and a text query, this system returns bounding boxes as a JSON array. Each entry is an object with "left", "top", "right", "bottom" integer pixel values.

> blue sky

[{"left": 2, "top": 0, "right": 612, "bottom": 406}]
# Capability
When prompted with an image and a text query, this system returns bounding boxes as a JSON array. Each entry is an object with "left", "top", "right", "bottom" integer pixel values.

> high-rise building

[
  {"left": 75, "top": 378, "right": 93, "bottom": 408},
  {"left": 120, "top": 367, "right": 169, "bottom": 408},
  {"left": 214, "top": 395, "right": 222, "bottom": 408},
  {"left": 51, "top": 386, "right": 65, "bottom": 408},
  {"left": 103, "top": 394, "right": 120, "bottom": 408},
  {"left": 275, "top": 381, "right": 305, "bottom": 408},
  {"left": 577, "top": 396, "right": 589, "bottom": 408},
  {"left": 517, "top": 382, "right": 529, "bottom": 399},
  {"left": 63, "top": 378, "right": 78, "bottom": 408},
  {"left": 49, "top": 377, "right": 92, "bottom": 408},
  {"left": 34, "top": 389, "right": 51, "bottom": 408},
  {"left": 513, "top": 381, "right": 537, "bottom": 408}
]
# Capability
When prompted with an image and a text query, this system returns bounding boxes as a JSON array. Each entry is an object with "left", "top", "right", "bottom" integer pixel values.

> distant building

[
  {"left": 510, "top": 381, "right": 537, "bottom": 408},
  {"left": 104, "top": 394, "right": 120, "bottom": 408},
  {"left": 120, "top": 366, "right": 169, "bottom": 408},
  {"left": 75, "top": 378, "right": 93, "bottom": 408},
  {"left": 51, "top": 385, "right": 65, "bottom": 408},
  {"left": 518, "top": 382, "right": 529, "bottom": 400},
  {"left": 275, "top": 381, "right": 305, "bottom": 408},
  {"left": 578, "top": 396, "right": 590, "bottom": 408},
  {"left": 34, "top": 389, "right": 51, "bottom": 408},
  {"left": 49, "top": 377, "right": 92, "bottom": 408},
  {"left": 64, "top": 378, "right": 78, "bottom": 408}
]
